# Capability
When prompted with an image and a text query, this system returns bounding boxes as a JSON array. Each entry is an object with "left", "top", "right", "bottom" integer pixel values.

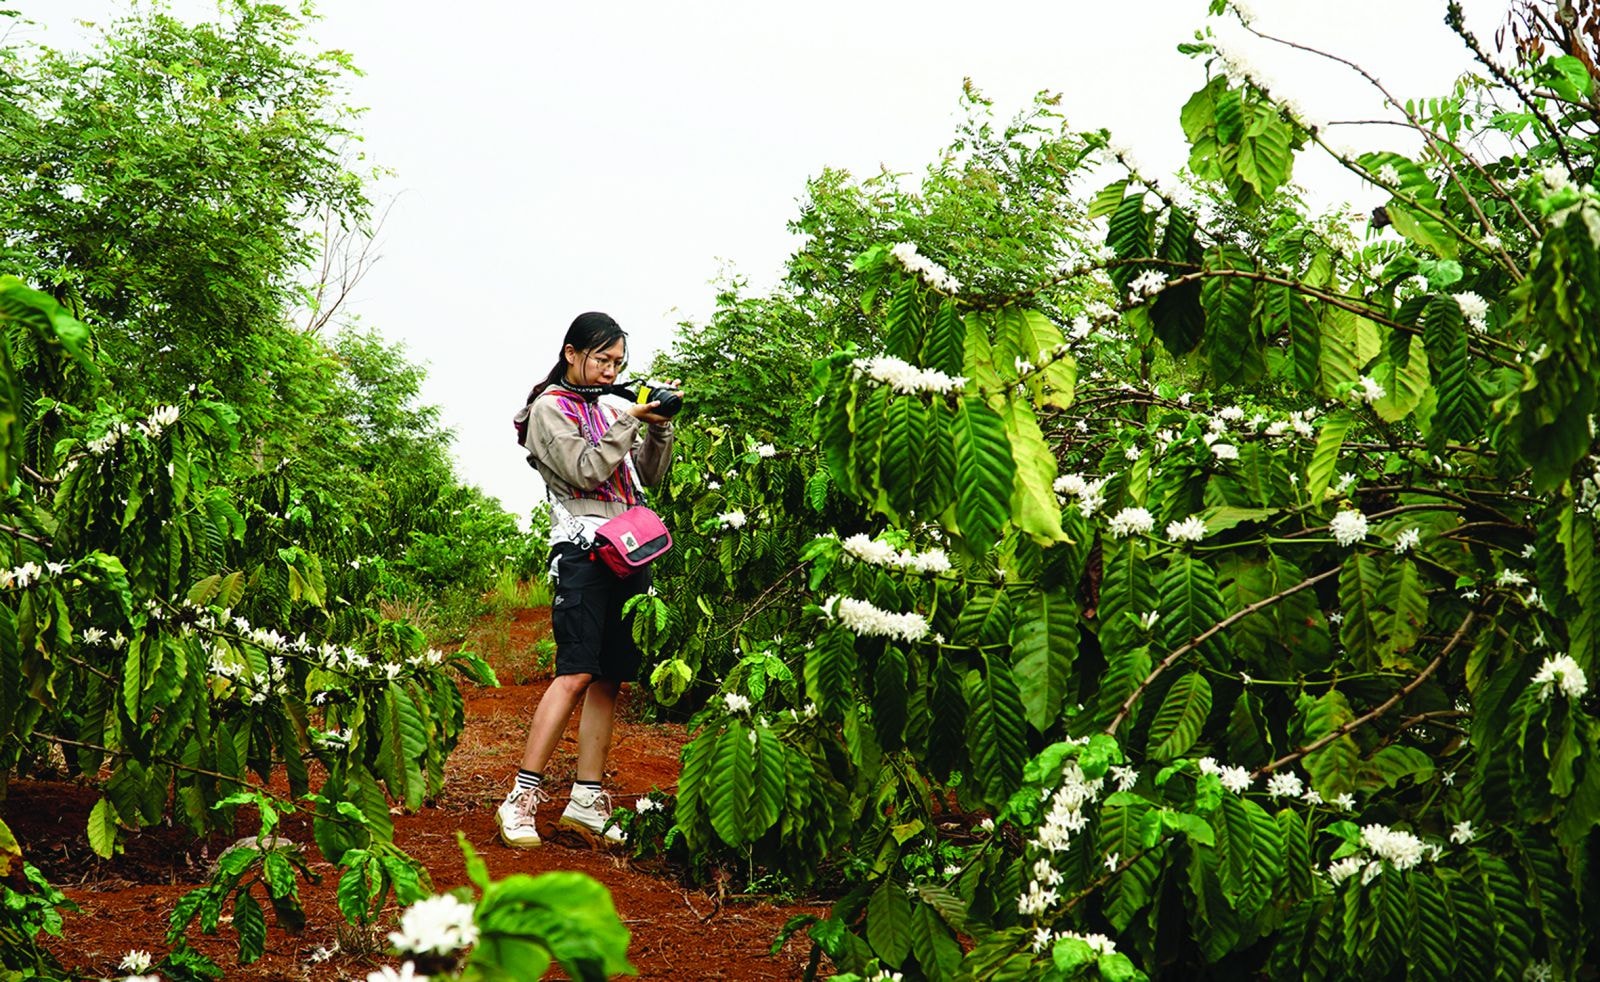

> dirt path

[{"left": 8, "top": 606, "right": 827, "bottom": 980}]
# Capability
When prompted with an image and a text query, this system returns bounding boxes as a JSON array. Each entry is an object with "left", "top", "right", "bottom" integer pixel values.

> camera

[{"left": 615, "top": 381, "right": 683, "bottom": 418}]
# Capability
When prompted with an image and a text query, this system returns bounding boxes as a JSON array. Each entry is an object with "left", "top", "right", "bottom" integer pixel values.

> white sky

[{"left": 23, "top": 0, "right": 1510, "bottom": 516}]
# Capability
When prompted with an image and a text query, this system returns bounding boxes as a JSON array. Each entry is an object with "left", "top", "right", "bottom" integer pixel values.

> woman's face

[{"left": 565, "top": 338, "right": 626, "bottom": 386}]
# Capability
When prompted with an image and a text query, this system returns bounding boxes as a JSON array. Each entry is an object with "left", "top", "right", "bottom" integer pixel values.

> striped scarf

[{"left": 545, "top": 389, "right": 643, "bottom": 506}]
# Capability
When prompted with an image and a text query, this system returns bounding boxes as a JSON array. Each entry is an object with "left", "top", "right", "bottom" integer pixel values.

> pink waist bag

[{"left": 594, "top": 506, "right": 673, "bottom": 577}]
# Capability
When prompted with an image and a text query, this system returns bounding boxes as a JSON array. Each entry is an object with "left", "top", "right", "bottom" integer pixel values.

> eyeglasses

[{"left": 586, "top": 353, "right": 627, "bottom": 372}]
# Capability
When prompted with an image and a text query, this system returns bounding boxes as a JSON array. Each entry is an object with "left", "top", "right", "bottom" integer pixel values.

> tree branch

[
  {"left": 1104, "top": 566, "right": 1341, "bottom": 736},
  {"left": 1253, "top": 610, "right": 1476, "bottom": 778}
]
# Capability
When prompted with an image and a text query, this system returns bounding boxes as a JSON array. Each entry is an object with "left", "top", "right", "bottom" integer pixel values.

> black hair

[{"left": 525, "top": 311, "right": 628, "bottom": 403}]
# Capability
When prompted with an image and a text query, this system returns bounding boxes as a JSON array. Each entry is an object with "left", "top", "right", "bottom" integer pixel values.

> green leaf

[
  {"left": 1146, "top": 672, "right": 1213, "bottom": 760},
  {"left": 234, "top": 890, "right": 266, "bottom": 964},
  {"left": 1421, "top": 297, "right": 1485, "bottom": 450},
  {"left": 1000, "top": 397, "right": 1067, "bottom": 545},
  {"left": 805, "top": 627, "right": 856, "bottom": 721},
  {"left": 1371, "top": 335, "right": 1430, "bottom": 423},
  {"left": 1010, "top": 585, "right": 1079, "bottom": 732},
  {"left": 866, "top": 879, "right": 913, "bottom": 968},
  {"left": 1301, "top": 689, "right": 1360, "bottom": 798},
  {"left": 964, "top": 659, "right": 1027, "bottom": 806},
  {"left": 1158, "top": 555, "right": 1231, "bottom": 669},
  {"left": 1089, "top": 179, "right": 1131, "bottom": 221},
  {"left": 921, "top": 298, "right": 966, "bottom": 378},
  {"left": 1200, "top": 245, "right": 1262, "bottom": 385},
  {"left": 88, "top": 797, "right": 118, "bottom": 859},
  {"left": 950, "top": 397, "right": 1014, "bottom": 551}
]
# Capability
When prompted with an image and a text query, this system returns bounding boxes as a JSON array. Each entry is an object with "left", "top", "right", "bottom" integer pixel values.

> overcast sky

[{"left": 25, "top": 0, "right": 1510, "bottom": 517}]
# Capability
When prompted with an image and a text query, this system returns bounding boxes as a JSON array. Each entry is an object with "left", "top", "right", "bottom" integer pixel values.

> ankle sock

[
  {"left": 574, "top": 779, "right": 602, "bottom": 795},
  {"left": 515, "top": 769, "right": 543, "bottom": 792}
]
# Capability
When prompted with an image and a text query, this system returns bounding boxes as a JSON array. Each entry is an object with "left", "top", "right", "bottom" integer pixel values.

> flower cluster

[
  {"left": 1106, "top": 507, "right": 1154, "bottom": 539},
  {"left": 1053, "top": 473, "right": 1109, "bottom": 518},
  {"left": 717, "top": 510, "right": 747, "bottom": 530},
  {"left": 1532, "top": 654, "right": 1588, "bottom": 702},
  {"left": 1127, "top": 269, "right": 1169, "bottom": 302},
  {"left": 1329, "top": 509, "right": 1369, "bottom": 547},
  {"left": 635, "top": 795, "right": 662, "bottom": 814},
  {"left": 119, "top": 951, "right": 153, "bottom": 974},
  {"left": 1354, "top": 375, "right": 1386, "bottom": 404},
  {"left": 1032, "top": 757, "right": 1104, "bottom": 854},
  {"left": 837, "top": 534, "right": 952, "bottom": 574},
  {"left": 138, "top": 404, "right": 181, "bottom": 440},
  {"left": 722, "top": 692, "right": 752, "bottom": 714},
  {"left": 1165, "top": 515, "right": 1207, "bottom": 543},
  {"left": 87, "top": 421, "right": 132, "bottom": 456},
  {"left": 823, "top": 595, "right": 929, "bottom": 643},
  {"left": 753, "top": 443, "right": 777, "bottom": 458},
  {"left": 1392, "top": 527, "right": 1421, "bottom": 554},
  {"left": 1327, "top": 823, "right": 1430, "bottom": 886},
  {"left": 889, "top": 241, "right": 961, "bottom": 293},
  {"left": 1454, "top": 291, "right": 1489, "bottom": 333},
  {"left": 852, "top": 354, "right": 967, "bottom": 395},
  {"left": 388, "top": 893, "right": 479, "bottom": 956},
  {"left": 367, "top": 964, "right": 426, "bottom": 982},
  {"left": 0, "top": 560, "right": 67, "bottom": 589},
  {"left": 1198, "top": 757, "right": 1253, "bottom": 795}
]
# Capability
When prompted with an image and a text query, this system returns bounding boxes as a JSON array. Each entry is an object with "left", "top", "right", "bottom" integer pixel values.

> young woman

[{"left": 500, "top": 311, "right": 677, "bottom": 847}]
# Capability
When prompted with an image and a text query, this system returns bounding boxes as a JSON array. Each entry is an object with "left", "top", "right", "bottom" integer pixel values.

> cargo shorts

[{"left": 548, "top": 542, "right": 652, "bottom": 682}]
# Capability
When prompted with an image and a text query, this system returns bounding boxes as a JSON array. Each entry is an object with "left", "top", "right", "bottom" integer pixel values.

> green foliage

[{"left": 631, "top": 4, "right": 1600, "bottom": 978}]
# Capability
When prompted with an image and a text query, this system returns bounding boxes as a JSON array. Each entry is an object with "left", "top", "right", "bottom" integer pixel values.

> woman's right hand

[{"left": 626, "top": 401, "right": 671, "bottom": 425}]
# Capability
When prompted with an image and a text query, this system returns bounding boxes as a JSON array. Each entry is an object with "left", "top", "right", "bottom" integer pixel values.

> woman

[{"left": 500, "top": 311, "right": 676, "bottom": 847}]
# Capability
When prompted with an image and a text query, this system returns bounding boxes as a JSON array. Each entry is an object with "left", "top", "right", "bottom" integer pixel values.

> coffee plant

[{"left": 635, "top": 2, "right": 1600, "bottom": 977}]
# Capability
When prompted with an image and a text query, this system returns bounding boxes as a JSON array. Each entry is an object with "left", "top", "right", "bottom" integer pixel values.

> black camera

[{"left": 615, "top": 382, "right": 683, "bottom": 419}]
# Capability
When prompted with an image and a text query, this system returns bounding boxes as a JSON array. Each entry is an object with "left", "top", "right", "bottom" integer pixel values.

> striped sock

[
  {"left": 515, "top": 769, "right": 543, "bottom": 793},
  {"left": 575, "top": 779, "right": 602, "bottom": 793}
]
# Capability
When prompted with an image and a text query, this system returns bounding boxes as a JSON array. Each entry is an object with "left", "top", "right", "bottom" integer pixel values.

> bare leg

[
  {"left": 574, "top": 680, "right": 621, "bottom": 782},
  {"left": 519, "top": 673, "right": 593, "bottom": 773}
]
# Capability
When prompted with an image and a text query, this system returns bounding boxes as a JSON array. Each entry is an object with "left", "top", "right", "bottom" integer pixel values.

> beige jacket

[{"left": 517, "top": 391, "right": 674, "bottom": 520}]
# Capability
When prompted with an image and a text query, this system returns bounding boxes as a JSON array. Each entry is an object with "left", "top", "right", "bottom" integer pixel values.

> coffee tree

[{"left": 641, "top": 2, "right": 1600, "bottom": 977}]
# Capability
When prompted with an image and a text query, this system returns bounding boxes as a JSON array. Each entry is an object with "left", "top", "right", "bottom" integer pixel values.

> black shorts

[{"left": 549, "top": 542, "right": 653, "bottom": 682}]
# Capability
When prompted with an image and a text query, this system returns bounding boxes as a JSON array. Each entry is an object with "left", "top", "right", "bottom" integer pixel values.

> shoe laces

[{"left": 512, "top": 784, "right": 549, "bottom": 821}]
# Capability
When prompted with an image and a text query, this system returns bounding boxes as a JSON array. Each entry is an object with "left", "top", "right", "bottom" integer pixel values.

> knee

[{"left": 554, "top": 672, "right": 594, "bottom": 694}]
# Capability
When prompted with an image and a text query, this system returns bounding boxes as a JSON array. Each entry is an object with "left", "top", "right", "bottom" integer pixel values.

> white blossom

[
  {"left": 635, "top": 795, "right": 661, "bottom": 814},
  {"left": 753, "top": 443, "right": 777, "bottom": 458},
  {"left": 1333, "top": 793, "right": 1356, "bottom": 811},
  {"left": 1454, "top": 291, "right": 1490, "bottom": 333},
  {"left": 1060, "top": 931, "right": 1119, "bottom": 957},
  {"left": 824, "top": 595, "right": 929, "bottom": 643},
  {"left": 1107, "top": 507, "right": 1155, "bottom": 538},
  {"left": 1450, "top": 820, "right": 1475, "bottom": 844},
  {"left": 119, "top": 951, "right": 154, "bottom": 973},
  {"left": 387, "top": 893, "right": 479, "bottom": 956},
  {"left": 838, "top": 534, "right": 951, "bottom": 574},
  {"left": 1210, "top": 443, "right": 1239, "bottom": 461},
  {"left": 889, "top": 241, "right": 962, "bottom": 293},
  {"left": 717, "top": 510, "right": 747, "bottom": 530},
  {"left": 1166, "top": 515, "right": 1207, "bottom": 543},
  {"left": 367, "top": 965, "right": 426, "bottom": 982},
  {"left": 1496, "top": 568, "right": 1528, "bottom": 587},
  {"left": 852, "top": 354, "right": 967, "bottom": 395},
  {"left": 1032, "top": 857, "right": 1064, "bottom": 886},
  {"left": 1355, "top": 375, "right": 1387, "bottom": 404},
  {"left": 1376, "top": 163, "right": 1401, "bottom": 186},
  {"left": 1016, "top": 879, "right": 1060, "bottom": 916},
  {"left": 1532, "top": 654, "right": 1588, "bottom": 702},
  {"left": 1110, "top": 764, "right": 1139, "bottom": 792},
  {"left": 1220, "top": 766, "right": 1253, "bottom": 795},
  {"left": 82, "top": 627, "right": 107, "bottom": 645},
  {"left": 1128, "top": 269, "right": 1169, "bottom": 300},
  {"left": 1266, "top": 771, "right": 1305, "bottom": 800},
  {"left": 723, "top": 692, "right": 752, "bottom": 714},
  {"left": 1359, "top": 823, "right": 1426, "bottom": 871},
  {"left": 1393, "top": 527, "right": 1421, "bottom": 554},
  {"left": 1327, "top": 855, "right": 1366, "bottom": 885},
  {"left": 1329, "top": 509, "right": 1369, "bottom": 547}
]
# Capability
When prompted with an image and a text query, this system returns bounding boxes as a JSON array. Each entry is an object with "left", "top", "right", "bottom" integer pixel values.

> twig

[
  {"left": 1253, "top": 610, "right": 1476, "bottom": 778},
  {"left": 1104, "top": 566, "right": 1341, "bottom": 736},
  {"left": 0, "top": 522, "right": 51, "bottom": 547}
]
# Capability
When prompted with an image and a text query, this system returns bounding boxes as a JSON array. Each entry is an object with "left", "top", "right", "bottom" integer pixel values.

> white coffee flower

[
  {"left": 823, "top": 595, "right": 929, "bottom": 643},
  {"left": 852, "top": 354, "right": 967, "bottom": 395},
  {"left": 1107, "top": 507, "right": 1155, "bottom": 538},
  {"left": 723, "top": 692, "right": 752, "bottom": 714},
  {"left": 1532, "top": 654, "right": 1588, "bottom": 702},
  {"left": 753, "top": 443, "right": 777, "bottom": 458},
  {"left": 635, "top": 795, "right": 661, "bottom": 813},
  {"left": 388, "top": 894, "right": 479, "bottom": 955},
  {"left": 1210, "top": 443, "right": 1239, "bottom": 461},
  {"left": 1128, "top": 269, "right": 1169, "bottom": 299},
  {"left": 1393, "top": 528, "right": 1421, "bottom": 554},
  {"left": 1355, "top": 375, "right": 1386, "bottom": 404},
  {"left": 1329, "top": 509, "right": 1369, "bottom": 547},
  {"left": 1266, "top": 771, "right": 1305, "bottom": 800},
  {"left": 1450, "top": 820, "right": 1475, "bottom": 844},
  {"left": 1454, "top": 291, "right": 1489, "bottom": 333},
  {"left": 1376, "top": 163, "right": 1401, "bottom": 185},
  {"left": 367, "top": 964, "right": 426, "bottom": 982},
  {"left": 888, "top": 241, "right": 962, "bottom": 293},
  {"left": 1220, "top": 766, "right": 1252, "bottom": 795},
  {"left": 119, "top": 951, "right": 153, "bottom": 973},
  {"left": 717, "top": 510, "right": 747, "bottom": 530},
  {"left": 1166, "top": 515, "right": 1207, "bottom": 543}
]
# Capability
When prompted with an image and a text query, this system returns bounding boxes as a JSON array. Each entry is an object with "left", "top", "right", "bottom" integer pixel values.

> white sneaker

[
  {"left": 559, "top": 785, "right": 626, "bottom": 846},
  {"left": 496, "top": 785, "right": 548, "bottom": 848}
]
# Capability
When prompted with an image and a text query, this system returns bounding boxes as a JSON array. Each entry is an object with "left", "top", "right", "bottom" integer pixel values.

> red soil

[{"left": 5, "top": 606, "right": 827, "bottom": 980}]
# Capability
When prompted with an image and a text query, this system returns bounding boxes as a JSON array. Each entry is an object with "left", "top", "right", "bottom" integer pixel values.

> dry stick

[
  {"left": 1250, "top": 19, "right": 1541, "bottom": 245},
  {"left": 1252, "top": 610, "right": 1477, "bottom": 779},
  {"left": 0, "top": 522, "right": 51, "bottom": 547},
  {"left": 1104, "top": 566, "right": 1341, "bottom": 737}
]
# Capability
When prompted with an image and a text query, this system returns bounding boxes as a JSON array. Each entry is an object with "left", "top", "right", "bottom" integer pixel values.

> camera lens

[{"left": 649, "top": 385, "right": 683, "bottom": 418}]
